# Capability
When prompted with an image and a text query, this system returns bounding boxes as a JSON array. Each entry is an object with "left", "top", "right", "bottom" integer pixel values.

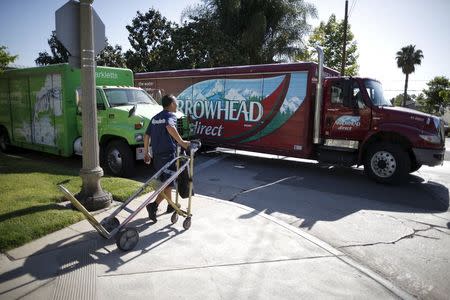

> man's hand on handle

[
  {"left": 180, "top": 140, "right": 190, "bottom": 150},
  {"left": 144, "top": 152, "right": 152, "bottom": 165}
]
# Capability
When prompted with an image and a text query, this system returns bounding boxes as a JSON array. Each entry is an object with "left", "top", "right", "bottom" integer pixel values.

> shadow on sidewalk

[{"left": 0, "top": 217, "right": 184, "bottom": 297}]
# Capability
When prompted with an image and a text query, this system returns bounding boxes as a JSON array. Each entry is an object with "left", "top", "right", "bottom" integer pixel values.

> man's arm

[
  {"left": 166, "top": 125, "right": 190, "bottom": 150},
  {"left": 144, "top": 134, "right": 152, "bottom": 163}
]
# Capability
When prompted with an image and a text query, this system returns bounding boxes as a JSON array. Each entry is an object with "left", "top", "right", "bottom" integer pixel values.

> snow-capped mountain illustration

[
  {"left": 203, "top": 80, "right": 225, "bottom": 98},
  {"left": 225, "top": 88, "right": 246, "bottom": 101},
  {"left": 280, "top": 96, "right": 303, "bottom": 114},
  {"left": 241, "top": 88, "right": 261, "bottom": 99},
  {"left": 178, "top": 76, "right": 284, "bottom": 102}
]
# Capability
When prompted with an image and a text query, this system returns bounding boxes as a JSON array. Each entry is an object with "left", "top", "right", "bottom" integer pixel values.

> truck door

[
  {"left": 322, "top": 79, "right": 371, "bottom": 145},
  {"left": 75, "top": 88, "right": 107, "bottom": 135}
]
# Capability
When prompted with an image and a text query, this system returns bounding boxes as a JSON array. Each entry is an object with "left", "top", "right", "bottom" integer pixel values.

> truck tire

[
  {"left": 104, "top": 140, "right": 134, "bottom": 178},
  {"left": 364, "top": 143, "right": 411, "bottom": 184},
  {"left": 0, "top": 129, "right": 11, "bottom": 153}
]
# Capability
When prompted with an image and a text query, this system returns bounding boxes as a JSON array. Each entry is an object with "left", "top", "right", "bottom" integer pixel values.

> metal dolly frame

[{"left": 58, "top": 140, "right": 200, "bottom": 251}]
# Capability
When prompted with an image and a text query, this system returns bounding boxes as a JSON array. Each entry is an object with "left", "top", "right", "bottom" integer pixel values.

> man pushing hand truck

[{"left": 144, "top": 94, "right": 191, "bottom": 223}]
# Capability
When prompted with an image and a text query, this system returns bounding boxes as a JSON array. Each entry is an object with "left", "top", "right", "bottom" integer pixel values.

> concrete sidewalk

[{"left": 0, "top": 194, "right": 412, "bottom": 299}]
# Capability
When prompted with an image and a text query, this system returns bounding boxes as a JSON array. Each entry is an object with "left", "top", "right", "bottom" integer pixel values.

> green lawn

[{"left": 0, "top": 152, "right": 144, "bottom": 252}]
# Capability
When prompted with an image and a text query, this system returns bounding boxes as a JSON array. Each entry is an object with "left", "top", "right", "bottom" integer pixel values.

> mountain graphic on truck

[{"left": 177, "top": 72, "right": 308, "bottom": 143}]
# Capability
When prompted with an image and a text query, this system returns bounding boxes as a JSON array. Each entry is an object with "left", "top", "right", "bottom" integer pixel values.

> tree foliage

[
  {"left": 185, "top": 0, "right": 317, "bottom": 65},
  {"left": 0, "top": 46, "right": 18, "bottom": 72},
  {"left": 417, "top": 76, "right": 450, "bottom": 115},
  {"left": 96, "top": 42, "right": 126, "bottom": 67},
  {"left": 298, "top": 14, "right": 359, "bottom": 76},
  {"left": 395, "top": 45, "right": 423, "bottom": 107},
  {"left": 171, "top": 17, "right": 244, "bottom": 69},
  {"left": 35, "top": 32, "right": 69, "bottom": 66},
  {"left": 390, "top": 93, "right": 416, "bottom": 107},
  {"left": 125, "top": 9, "right": 175, "bottom": 72},
  {"left": 35, "top": 32, "right": 125, "bottom": 68}
]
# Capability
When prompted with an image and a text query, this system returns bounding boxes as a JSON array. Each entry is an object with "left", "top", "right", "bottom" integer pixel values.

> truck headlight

[
  {"left": 419, "top": 134, "right": 441, "bottom": 144},
  {"left": 135, "top": 133, "right": 143, "bottom": 142}
]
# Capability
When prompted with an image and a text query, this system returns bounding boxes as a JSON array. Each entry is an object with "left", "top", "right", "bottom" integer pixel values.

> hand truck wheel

[
  {"left": 183, "top": 217, "right": 191, "bottom": 230},
  {"left": 116, "top": 227, "right": 139, "bottom": 251},
  {"left": 171, "top": 212, "right": 178, "bottom": 224},
  {"left": 101, "top": 217, "right": 120, "bottom": 233}
]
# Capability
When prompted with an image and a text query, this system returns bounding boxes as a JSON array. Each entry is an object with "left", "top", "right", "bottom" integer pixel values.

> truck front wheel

[
  {"left": 364, "top": 143, "right": 411, "bottom": 184},
  {"left": 104, "top": 140, "right": 134, "bottom": 178}
]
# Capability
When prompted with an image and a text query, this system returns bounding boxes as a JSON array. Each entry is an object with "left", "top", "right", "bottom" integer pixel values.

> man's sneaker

[
  {"left": 166, "top": 204, "right": 175, "bottom": 214},
  {"left": 146, "top": 202, "right": 158, "bottom": 222}
]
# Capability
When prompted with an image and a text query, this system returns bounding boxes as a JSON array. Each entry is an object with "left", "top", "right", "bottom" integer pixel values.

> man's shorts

[{"left": 153, "top": 152, "right": 176, "bottom": 187}]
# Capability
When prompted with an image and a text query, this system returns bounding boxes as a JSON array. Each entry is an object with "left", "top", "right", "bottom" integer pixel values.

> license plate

[{"left": 136, "top": 147, "right": 145, "bottom": 160}]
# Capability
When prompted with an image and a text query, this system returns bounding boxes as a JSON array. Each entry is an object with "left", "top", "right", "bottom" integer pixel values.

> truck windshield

[
  {"left": 364, "top": 80, "right": 391, "bottom": 107},
  {"left": 104, "top": 88, "right": 157, "bottom": 107}
]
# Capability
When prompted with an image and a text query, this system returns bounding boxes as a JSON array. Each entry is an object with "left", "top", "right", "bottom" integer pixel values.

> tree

[
  {"left": 298, "top": 14, "right": 359, "bottom": 76},
  {"left": 36, "top": 32, "right": 125, "bottom": 67},
  {"left": 396, "top": 45, "right": 423, "bottom": 107},
  {"left": 35, "top": 32, "right": 69, "bottom": 66},
  {"left": 0, "top": 46, "right": 18, "bottom": 72},
  {"left": 125, "top": 9, "right": 176, "bottom": 72},
  {"left": 419, "top": 76, "right": 450, "bottom": 115},
  {"left": 390, "top": 93, "right": 416, "bottom": 107},
  {"left": 171, "top": 17, "right": 245, "bottom": 69},
  {"left": 440, "top": 89, "right": 450, "bottom": 103},
  {"left": 186, "top": 0, "right": 317, "bottom": 64},
  {"left": 96, "top": 42, "right": 126, "bottom": 68}
]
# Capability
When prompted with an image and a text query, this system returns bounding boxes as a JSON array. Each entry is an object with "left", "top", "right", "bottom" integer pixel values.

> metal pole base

[{"left": 76, "top": 167, "right": 112, "bottom": 211}]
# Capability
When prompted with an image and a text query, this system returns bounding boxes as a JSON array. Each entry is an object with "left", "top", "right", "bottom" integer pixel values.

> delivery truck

[
  {"left": 135, "top": 48, "right": 445, "bottom": 184},
  {"left": 0, "top": 64, "right": 187, "bottom": 177}
]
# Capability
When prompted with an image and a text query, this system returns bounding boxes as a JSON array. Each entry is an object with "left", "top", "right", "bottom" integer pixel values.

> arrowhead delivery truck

[
  {"left": 135, "top": 48, "right": 445, "bottom": 184},
  {"left": 0, "top": 64, "right": 187, "bottom": 177}
]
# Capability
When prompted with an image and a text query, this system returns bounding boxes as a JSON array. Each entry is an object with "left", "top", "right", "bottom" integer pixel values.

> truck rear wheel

[
  {"left": 0, "top": 129, "right": 11, "bottom": 153},
  {"left": 104, "top": 140, "right": 134, "bottom": 178},
  {"left": 364, "top": 143, "right": 411, "bottom": 184}
]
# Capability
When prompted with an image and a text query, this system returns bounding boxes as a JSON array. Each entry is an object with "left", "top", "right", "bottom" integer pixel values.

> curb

[{"left": 199, "top": 195, "right": 415, "bottom": 300}]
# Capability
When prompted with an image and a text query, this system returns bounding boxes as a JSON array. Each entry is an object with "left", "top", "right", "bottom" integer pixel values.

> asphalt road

[{"left": 176, "top": 148, "right": 450, "bottom": 300}]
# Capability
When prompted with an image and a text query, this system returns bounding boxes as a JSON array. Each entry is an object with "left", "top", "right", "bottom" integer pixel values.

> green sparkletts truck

[{"left": 0, "top": 64, "right": 187, "bottom": 177}]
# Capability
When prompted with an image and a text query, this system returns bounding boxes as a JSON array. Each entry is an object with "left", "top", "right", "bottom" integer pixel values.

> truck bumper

[{"left": 412, "top": 147, "right": 445, "bottom": 166}]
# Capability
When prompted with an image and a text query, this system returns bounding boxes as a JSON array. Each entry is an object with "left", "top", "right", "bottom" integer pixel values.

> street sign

[{"left": 55, "top": 0, "right": 106, "bottom": 67}]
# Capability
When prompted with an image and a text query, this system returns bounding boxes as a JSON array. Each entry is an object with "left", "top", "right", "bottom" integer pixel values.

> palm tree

[{"left": 396, "top": 45, "right": 424, "bottom": 107}]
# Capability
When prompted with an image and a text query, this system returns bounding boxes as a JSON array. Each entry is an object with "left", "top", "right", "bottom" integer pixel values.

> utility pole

[
  {"left": 77, "top": 0, "right": 112, "bottom": 210},
  {"left": 341, "top": 0, "right": 349, "bottom": 76}
]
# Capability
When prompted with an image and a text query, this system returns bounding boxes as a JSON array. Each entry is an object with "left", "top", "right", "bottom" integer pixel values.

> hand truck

[{"left": 58, "top": 140, "right": 201, "bottom": 251}]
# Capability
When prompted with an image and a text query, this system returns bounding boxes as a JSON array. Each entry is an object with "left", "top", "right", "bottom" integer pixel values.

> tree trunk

[{"left": 403, "top": 73, "right": 409, "bottom": 107}]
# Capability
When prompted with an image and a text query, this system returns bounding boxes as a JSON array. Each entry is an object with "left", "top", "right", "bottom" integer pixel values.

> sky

[{"left": 1, "top": 0, "right": 449, "bottom": 99}]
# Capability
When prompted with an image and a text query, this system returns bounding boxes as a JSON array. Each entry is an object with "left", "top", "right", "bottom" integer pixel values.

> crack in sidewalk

[{"left": 338, "top": 227, "right": 439, "bottom": 249}]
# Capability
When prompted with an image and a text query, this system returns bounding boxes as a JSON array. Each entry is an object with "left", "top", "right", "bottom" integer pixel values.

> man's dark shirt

[{"left": 146, "top": 110, "right": 177, "bottom": 155}]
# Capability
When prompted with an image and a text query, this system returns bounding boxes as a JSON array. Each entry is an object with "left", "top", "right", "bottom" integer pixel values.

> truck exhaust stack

[{"left": 313, "top": 46, "right": 324, "bottom": 144}]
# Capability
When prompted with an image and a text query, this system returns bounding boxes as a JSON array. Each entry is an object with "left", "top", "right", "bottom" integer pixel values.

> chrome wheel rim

[
  {"left": 107, "top": 149, "right": 122, "bottom": 174},
  {"left": 371, "top": 151, "right": 396, "bottom": 178}
]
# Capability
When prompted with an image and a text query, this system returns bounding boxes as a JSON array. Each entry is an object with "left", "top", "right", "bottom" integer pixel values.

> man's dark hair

[{"left": 161, "top": 94, "right": 176, "bottom": 108}]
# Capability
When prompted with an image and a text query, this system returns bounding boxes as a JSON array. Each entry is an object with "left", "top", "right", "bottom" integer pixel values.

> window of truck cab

[
  {"left": 364, "top": 79, "right": 391, "bottom": 107},
  {"left": 330, "top": 81, "right": 344, "bottom": 105},
  {"left": 76, "top": 88, "right": 105, "bottom": 113},
  {"left": 103, "top": 88, "right": 158, "bottom": 107}
]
